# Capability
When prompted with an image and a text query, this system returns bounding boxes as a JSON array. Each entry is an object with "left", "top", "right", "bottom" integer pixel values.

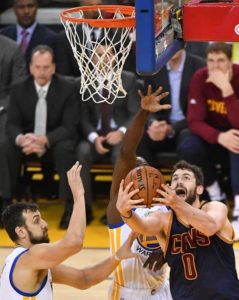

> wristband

[{"left": 121, "top": 211, "right": 133, "bottom": 219}]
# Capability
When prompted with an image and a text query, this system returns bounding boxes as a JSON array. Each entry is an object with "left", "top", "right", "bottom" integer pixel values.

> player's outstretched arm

[
  {"left": 51, "top": 232, "right": 137, "bottom": 289},
  {"left": 107, "top": 86, "right": 170, "bottom": 224},
  {"left": 23, "top": 162, "right": 86, "bottom": 270}
]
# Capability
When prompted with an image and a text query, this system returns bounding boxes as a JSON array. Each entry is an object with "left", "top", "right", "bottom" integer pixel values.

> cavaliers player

[{"left": 117, "top": 159, "right": 239, "bottom": 299}]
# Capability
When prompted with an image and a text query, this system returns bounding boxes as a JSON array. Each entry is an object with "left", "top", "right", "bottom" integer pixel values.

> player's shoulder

[{"left": 201, "top": 200, "right": 227, "bottom": 211}]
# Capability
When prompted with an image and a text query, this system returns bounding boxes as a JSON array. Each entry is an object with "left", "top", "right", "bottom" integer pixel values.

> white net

[{"left": 61, "top": 7, "right": 135, "bottom": 104}]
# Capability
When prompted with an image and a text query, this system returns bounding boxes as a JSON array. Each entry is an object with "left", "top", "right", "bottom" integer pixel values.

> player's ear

[
  {"left": 15, "top": 226, "right": 27, "bottom": 240},
  {"left": 196, "top": 185, "right": 204, "bottom": 195}
]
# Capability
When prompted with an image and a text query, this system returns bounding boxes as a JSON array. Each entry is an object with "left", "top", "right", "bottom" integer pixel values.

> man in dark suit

[
  {"left": 55, "top": 0, "right": 103, "bottom": 77},
  {"left": 76, "top": 44, "right": 140, "bottom": 224},
  {"left": 0, "top": 35, "right": 26, "bottom": 142},
  {"left": 137, "top": 49, "right": 206, "bottom": 164},
  {"left": 0, "top": 45, "right": 79, "bottom": 229},
  {"left": 0, "top": 0, "right": 57, "bottom": 68}
]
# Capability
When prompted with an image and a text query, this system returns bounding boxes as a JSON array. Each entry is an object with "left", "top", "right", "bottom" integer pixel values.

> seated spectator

[
  {"left": 56, "top": 0, "right": 129, "bottom": 77},
  {"left": 178, "top": 42, "right": 239, "bottom": 238},
  {"left": 136, "top": 49, "right": 205, "bottom": 167},
  {"left": 0, "top": 45, "right": 79, "bottom": 230},
  {"left": 76, "top": 43, "right": 140, "bottom": 225},
  {"left": 0, "top": 35, "right": 26, "bottom": 142},
  {"left": 185, "top": 42, "right": 210, "bottom": 59},
  {"left": 55, "top": 0, "right": 104, "bottom": 77},
  {"left": 0, "top": 0, "right": 57, "bottom": 69}
]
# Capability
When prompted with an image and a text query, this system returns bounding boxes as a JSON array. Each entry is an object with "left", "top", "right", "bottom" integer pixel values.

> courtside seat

[
  {"left": 16, "top": 161, "right": 114, "bottom": 201},
  {"left": 153, "top": 151, "right": 179, "bottom": 183},
  {"left": 16, "top": 150, "right": 180, "bottom": 200},
  {"left": 154, "top": 151, "right": 179, "bottom": 168},
  {"left": 16, "top": 161, "right": 59, "bottom": 201}
]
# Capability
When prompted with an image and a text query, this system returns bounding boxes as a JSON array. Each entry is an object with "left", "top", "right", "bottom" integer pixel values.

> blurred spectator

[
  {"left": 0, "top": 35, "right": 26, "bottom": 142},
  {"left": 0, "top": 45, "right": 79, "bottom": 229},
  {"left": 55, "top": 0, "right": 103, "bottom": 77},
  {"left": 185, "top": 42, "right": 210, "bottom": 59},
  {"left": 76, "top": 43, "right": 140, "bottom": 224},
  {"left": 178, "top": 42, "right": 239, "bottom": 237},
  {"left": 0, "top": 0, "right": 57, "bottom": 68},
  {"left": 56, "top": 0, "right": 129, "bottom": 77},
  {"left": 136, "top": 49, "right": 205, "bottom": 166}
]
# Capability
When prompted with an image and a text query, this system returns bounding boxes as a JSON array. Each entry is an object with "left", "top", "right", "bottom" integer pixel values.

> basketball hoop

[{"left": 60, "top": 5, "right": 135, "bottom": 104}]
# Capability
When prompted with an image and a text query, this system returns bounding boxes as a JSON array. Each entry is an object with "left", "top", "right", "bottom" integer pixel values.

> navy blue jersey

[{"left": 165, "top": 210, "right": 239, "bottom": 300}]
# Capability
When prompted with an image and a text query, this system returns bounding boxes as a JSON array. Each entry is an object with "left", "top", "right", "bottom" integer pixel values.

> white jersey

[
  {"left": 0, "top": 247, "right": 53, "bottom": 300},
  {"left": 108, "top": 206, "right": 172, "bottom": 300}
]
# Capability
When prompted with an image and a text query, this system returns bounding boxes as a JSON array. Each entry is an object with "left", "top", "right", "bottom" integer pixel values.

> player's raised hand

[
  {"left": 67, "top": 162, "right": 85, "bottom": 201},
  {"left": 138, "top": 85, "right": 171, "bottom": 113}
]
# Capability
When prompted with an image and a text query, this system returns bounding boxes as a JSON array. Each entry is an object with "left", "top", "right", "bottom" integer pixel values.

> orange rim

[{"left": 60, "top": 5, "right": 135, "bottom": 28}]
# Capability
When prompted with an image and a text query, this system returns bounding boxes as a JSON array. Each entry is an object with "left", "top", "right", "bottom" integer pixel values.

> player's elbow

[
  {"left": 76, "top": 282, "right": 91, "bottom": 290},
  {"left": 64, "top": 237, "right": 84, "bottom": 254},
  {"left": 202, "top": 222, "right": 219, "bottom": 236},
  {"left": 72, "top": 238, "right": 84, "bottom": 253},
  {"left": 75, "top": 270, "right": 96, "bottom": 290}
]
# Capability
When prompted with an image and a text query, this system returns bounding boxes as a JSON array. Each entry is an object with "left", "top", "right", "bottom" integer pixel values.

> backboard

[
  {"left": 135, "top": 0, "right": 184, "bottom": 75},
  {"left": 183, "top": 0, "right": 239, "bottom": 42}
]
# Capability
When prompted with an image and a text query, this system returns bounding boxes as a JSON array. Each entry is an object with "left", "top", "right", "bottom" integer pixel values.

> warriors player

[
  {"left": 107, "top": 85, "right": 173, "bottom": 299},
  {"left": 0, "top": 162, "right": 136, "bottom": 299},
  {"left": 117, "top": 160, "right": 239, "bottom": 299}
]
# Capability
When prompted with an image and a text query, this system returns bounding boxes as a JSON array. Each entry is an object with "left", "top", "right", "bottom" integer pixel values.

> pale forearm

[
  {"left": 79, "top": 256, "right": 120, "bottom": 289},
  {"left": 63, "top": 200, "right": 86, "bottom": 249},
  {"left": 173, "top": 202, "right": 217, "bottom": 236},
  {"left": 121, "top": 211, "right": 156, "bottom": 235}
]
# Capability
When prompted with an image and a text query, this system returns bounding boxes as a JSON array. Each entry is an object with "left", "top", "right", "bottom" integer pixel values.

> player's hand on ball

[
  {"left": 116, "top": 180, "right": 146, "bottom": 218},
  {"left": 152, "top": 184, "right": 180, "bottom": 207},
  {"left": 124, "top": 165, "right": 164, "bottom": 208}
]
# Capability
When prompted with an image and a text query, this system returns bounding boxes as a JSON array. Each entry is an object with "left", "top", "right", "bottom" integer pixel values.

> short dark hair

[
  {"left": 2, "top": 202, "right": 39, "bottom": 242},
  {"left": 30, "top": 45, "right": 55, "bottom": 63},
  {"left": 206, "top": 42, "right": 232, "bottom": 60},
  {"left": 172, "top": 160, "right": 204, "bottom": 186},
  {"left": 14, "top": 0, "right": 38, "bottom": 7}
]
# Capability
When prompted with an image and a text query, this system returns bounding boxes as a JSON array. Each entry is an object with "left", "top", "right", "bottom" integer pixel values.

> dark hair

[
  {"left": 172, "top": 160, "right": 204, "bottom": 186},
  {"left": 14, "top": 0, "right": 38, "bottom": 7},
  {"left": 136, "top": 156, "right": 148, "bottom": 166},
  {"left": 1, "top": 202, "right": 39, "bottom": 242},
  {"left": 206, "top": 42, "right": 232, "bottom": 60},
  {"left": 30, "top": 45, "right": 55, "bottom": 63}
]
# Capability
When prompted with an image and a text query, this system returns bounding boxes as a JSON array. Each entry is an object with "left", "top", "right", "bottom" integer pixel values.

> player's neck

[{"left": 191, "top": 198, "right": 201, "bottom": 209}]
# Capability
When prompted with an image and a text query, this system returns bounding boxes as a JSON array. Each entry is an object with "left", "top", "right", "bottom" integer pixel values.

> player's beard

[
  {"left": 27, "top": 227, "right": 50, "bottom": 244},
  {"left": 185, "top": 186, "right": 197, "bottom": 205}
]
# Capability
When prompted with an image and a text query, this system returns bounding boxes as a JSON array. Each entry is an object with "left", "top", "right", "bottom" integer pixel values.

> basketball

[{"left": 124, "top": 165, "right": 165, "bottom": 208}]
